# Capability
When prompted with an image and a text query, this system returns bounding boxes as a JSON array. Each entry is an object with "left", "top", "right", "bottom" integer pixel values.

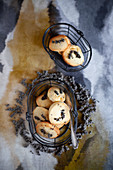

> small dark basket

[
  {"left": 42, "top": 23, "right": 92, "bottom": 72},
  {"left": 26, "top": 77, "right": 78, "bottom": 148}
]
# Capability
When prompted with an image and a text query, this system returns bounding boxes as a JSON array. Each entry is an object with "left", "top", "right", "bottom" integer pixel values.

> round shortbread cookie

[
  {"left": 36, "top": 122, "right": 60, "bottom": 138},
  {"left": 65, "top": 94, "right": 72, "bottom": 109},
  {"left": 49, "top": 35, "right": 71, "bottom": 52},
  {"left": 55, "top": 123, "right": 64, "bottom": 129},
  {"left": 47, "top": 87, "right": 65, "bottom": 102},
  {"left": 49, "top": 102, "right": 70, "bottom": 125},
  {"left": 36, "top": 92, "right": 53, "bottom": 108},
  {"left": 62, "top": 45, "right": 84, "bottom": 66},
  {"left": 33, "top": 107, "right": 49, "bottom": 124}
]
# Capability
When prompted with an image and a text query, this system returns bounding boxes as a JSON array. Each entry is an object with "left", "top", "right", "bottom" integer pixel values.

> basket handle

[{"left": 76, "top": 30, "right": 84, "bottom": 37}]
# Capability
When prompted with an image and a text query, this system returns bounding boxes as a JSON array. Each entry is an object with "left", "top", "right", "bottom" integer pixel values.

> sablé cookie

[
  {"left": 55, "top": 123, "right": 64, "bottom": 129},
  {"left": 62, "top": 45, "right": 84, "bottom": 66},
  {"left": 33, "top": 107, "right": 49, "bottom": 124},
  {"left": 36, "top": 122, "right": 60, "bottom": 138},
  {"left": 65, "top": 94, "right": 72, "bottom": 109},
  {"left": 49, "top": 102, "right": 70, "bottom": 125},
  {"left": 36, "top": 92, "right": 53, "bottom": 108},
  {"left": 47, "top": 87, "right": 65, "bottom": 102},
  {"left": 49, "top": 35, "right": 70, "bottom": 52}
]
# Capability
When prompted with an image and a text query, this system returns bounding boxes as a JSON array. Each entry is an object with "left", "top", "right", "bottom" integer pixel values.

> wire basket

[
  {"left": 26, "top": 73, "right": 78, "bottom": 148},
  {"left": 42, "top": 23, "right": 92, "bottom": 72}
]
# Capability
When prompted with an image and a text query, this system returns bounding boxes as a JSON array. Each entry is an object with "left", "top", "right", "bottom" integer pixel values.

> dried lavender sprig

[
  {"left": 15, "top": 91, "right": 26, "bottom": 105},
  {"left": 55, "top": 147, "right": 62, "bottom": 155},
  {"left": 20, "top": 79, "right": 27, "bottom": 87},
  {"left": 12, "top": 118, "right": 25, "bottom": 135}
]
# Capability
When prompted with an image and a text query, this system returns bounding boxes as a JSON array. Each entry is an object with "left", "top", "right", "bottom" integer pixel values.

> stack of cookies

[
  {"left": 33, "top": 87, "right": 72, "bottom": 139},
  {"left": 49, "top": 35, "right": 84, "bottom": 66}
]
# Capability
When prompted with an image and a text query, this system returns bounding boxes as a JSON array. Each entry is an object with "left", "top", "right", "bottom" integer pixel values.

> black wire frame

[
  {"left": 26, "top": 78, "right": 78, "bottom": 148},
  {"left": 42, "top": 23, "right": 92, "bottom": 72}
]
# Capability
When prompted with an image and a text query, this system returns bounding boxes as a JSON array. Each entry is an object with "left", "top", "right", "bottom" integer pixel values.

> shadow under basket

[
  {"left": 26, "top": 78, "right": 78, "bottom": 148},
  {"left": 42, "top": 23, "right": 92, "bottom": 72}
]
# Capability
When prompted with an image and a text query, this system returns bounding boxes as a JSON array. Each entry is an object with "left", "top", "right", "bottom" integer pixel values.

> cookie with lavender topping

[
  {"left": 65, "top": 93, "right": 72, "bottom": 109},
  {"left": 36, "top": 92, "right": 53, "bottom": 108},
  {"left": 36, "top": 122, "right": 60, "bottom": 138},
  {"left": 47, "top": 87, "right": 65, "bottom": 102},
  {"left": 49, "top": 102, "right": 70, "bottom": 125},
  {"left": 49, "top": 35, "right": 71, "bottom": 52},
  {"left": 62, "top": 45, "right": 84, "bottom": 66},
  {"left": 55, "top": 123, "right": 64, "bottom": 129},
  {"left": 33, "top": 107, "right": 49, "bottom": 124}
]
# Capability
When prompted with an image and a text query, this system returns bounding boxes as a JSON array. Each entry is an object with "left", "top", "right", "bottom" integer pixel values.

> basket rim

[
  {"left": 26, "top": 78, "right": 78, "bottom": 147},
  {"left": 42, "top": 22, "right": 92, "bottom": 72}
]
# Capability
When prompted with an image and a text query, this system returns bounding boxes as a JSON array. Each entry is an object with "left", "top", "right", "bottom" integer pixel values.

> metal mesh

[
  {"left": 26, "top": 73, "right": 78, "bottom": 147},
  {"left": 42, "top": 23, "right": 92, "bottom": 72}
]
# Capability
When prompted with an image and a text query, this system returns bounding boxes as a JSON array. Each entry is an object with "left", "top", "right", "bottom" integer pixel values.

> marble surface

[{"left": 0, "top": 0, "right": 113, "bottom": 169}]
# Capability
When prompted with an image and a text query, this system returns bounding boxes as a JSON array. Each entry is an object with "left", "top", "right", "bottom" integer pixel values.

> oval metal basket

[
  {"left": 42, "top": 23, "right": 92, "bottom": 72},
  {"left": 26, "top": 74, "right": 78, "bottom": 148}
]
